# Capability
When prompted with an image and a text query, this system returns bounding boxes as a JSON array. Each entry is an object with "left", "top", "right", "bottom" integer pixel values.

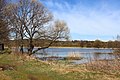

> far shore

[
  {"left": 7, "top": 46, "right": 114, "bottom": 49},
  {"left": 35, "top": 47, "right": 114, "bottom": 49}
]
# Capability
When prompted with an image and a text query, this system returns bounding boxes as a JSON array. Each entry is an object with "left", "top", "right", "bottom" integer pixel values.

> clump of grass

[
  {"left": 0, "top": 71, "right": 12, "bottom": 80},
  {"left": 0, "top": 64, "right": 16, "bottom": 71},
  {"left": 85, "top": 59, "right": 120, "bottom": 77},
  {"left": 113, "top": 48, "right": 120, "bottom": 59},
  {"left": 94, "top": 52, "right": 102, "bottom": 54},
  {"left": 114, "top": 48, "right": 120, "bottom": 53},
  {"left": 0, "top": 48, "right": 12, "bottom": 54},
  {"left": 94, "top": 52, "right": 113, "bottom": 54},
  {"left": 27, "top": 74, "right": 38, "bottom": 80},
  {"left": 66, "top": 52, "right": 82, "bottom": 60}
]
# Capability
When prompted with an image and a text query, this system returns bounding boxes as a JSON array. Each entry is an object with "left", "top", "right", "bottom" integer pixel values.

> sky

[{"left": 41, "top": 0, "right": 120, "bottom": 41}]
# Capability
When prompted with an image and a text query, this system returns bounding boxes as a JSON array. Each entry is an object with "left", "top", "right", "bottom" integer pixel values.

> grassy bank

[{"left": 0, "top": 53, "right": 120, "bottom": 80}]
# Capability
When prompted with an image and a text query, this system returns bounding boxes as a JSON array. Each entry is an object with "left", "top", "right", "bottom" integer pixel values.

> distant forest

[{"left": 7, "top": 39, "right": 120, "bottom": 48}]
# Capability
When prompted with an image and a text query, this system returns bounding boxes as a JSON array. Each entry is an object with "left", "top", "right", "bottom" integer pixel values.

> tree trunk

[
  {"left": 20, "top": 45, "right": 23, "bottom": 54},
  {"left": 28, "top": 38, "right": 34, "bottom": 55},
  {"left": 33, "top": 41, "right": 53, "bottom": 54},
  {"left": 20, "top": 34, "right": 24, "bottom": 54}
]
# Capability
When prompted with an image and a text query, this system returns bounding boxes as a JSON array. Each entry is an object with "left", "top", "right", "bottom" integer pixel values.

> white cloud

[{"left": 42, "top": 0, "right": 120, "bottom": 40}]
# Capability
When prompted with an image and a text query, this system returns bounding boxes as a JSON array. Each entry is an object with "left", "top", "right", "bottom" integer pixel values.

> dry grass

[
  {"left": 66, "top": 52, "right": 82, "bottom": 60},
  {"left": 0, "top": 52, "right": 120, "bottom": 80},
  {"left": 84, "top": 58, "right": 120, "bottom": 76},
  {"left": 0, "top": 71, "right": 12, "bottom": 80}
]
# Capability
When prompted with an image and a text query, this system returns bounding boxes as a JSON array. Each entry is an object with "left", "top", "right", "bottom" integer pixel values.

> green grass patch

[{"left": 0, "top": 54, "right": 119, "bottom": 80}]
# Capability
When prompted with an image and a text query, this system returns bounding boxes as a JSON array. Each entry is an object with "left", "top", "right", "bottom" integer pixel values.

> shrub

[
  {"left": 113, "top": 48, "right": 120, "bottom": 59},
  {"left": 114, "top": 48, "right": 120, "bottom": 53},
  {"left": 0, "top": 48, "right": 12, "bottom": 54}
]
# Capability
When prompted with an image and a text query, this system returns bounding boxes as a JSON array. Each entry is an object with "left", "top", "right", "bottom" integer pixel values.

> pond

[{"left": 34, "top": 47, "right": 115, "bottom": 64}]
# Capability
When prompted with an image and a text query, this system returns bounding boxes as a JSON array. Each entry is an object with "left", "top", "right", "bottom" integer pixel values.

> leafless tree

[
  {"left": 33, "top": 20, "right": 70, "bottom": 54},
  {"left": 0, "top": 0, "right": 9, "bottom": 44},
  {"left": 4, "top": 0, "right": 70, "bottom": 55}
]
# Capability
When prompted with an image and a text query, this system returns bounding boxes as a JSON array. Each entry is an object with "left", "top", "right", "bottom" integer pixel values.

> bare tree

[
  {"left": 4, "top": 0, "right": 70, "bottom": 55},
  {"left": 33, "top": 20, "right": 70, "bottom": 54},
  {"left": 0, "top": 20, "right": 9, "bottom": 42},
  {"left": 0, "top": 0, "right": 9, "bottom": 44},
  {"left": 116, "top": 35, "right": 120, "bottom": 41}
]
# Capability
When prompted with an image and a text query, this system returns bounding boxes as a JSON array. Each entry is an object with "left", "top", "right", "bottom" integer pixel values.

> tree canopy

[
  {"left": 4, "top": 0, "right": 70, "bottom": 55},
  {"left": 0, "top": 0, "right": 9, "bottom": 43}
]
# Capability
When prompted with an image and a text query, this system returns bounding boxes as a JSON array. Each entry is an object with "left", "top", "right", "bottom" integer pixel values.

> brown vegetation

[
  {"left": 81, "top": 51, "right": 120, "bottom": 77},
  {"left": 66, "top": 52, "right": 82, "bottom": 60},
  {"left": 0, "top": 0, "right": 9, "bottom": 43}
]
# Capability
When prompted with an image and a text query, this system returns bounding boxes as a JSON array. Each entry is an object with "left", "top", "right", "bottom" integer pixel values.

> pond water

[{"left": 34, "top": 47, "right": 114, "bottom": 64}]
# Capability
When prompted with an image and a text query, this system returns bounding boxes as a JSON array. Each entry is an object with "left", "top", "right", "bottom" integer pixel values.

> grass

[
  {"left": 0, "top": 53, "right": 119, "bottom": 80},
  {"left": 66, "top": 52, "right": 82, "bottom": 60}
]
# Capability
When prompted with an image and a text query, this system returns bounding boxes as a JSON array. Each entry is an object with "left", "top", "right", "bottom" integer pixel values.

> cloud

[{"left": 41, "top": 0, "right": 120, "bottom": 40}]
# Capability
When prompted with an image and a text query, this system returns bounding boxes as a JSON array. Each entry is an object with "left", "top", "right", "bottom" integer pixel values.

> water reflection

[{"left": 34, "top": 48, "right": 115, "bottom": 64}]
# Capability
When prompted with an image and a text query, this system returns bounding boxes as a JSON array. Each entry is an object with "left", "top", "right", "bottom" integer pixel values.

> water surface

[{"left": 35, "top": 47, "right": 114, "bottom": 64}]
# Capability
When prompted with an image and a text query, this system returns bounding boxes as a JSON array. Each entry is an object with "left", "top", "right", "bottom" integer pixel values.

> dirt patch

[
  {"left": 0, "top": 64, "right": 16, "bottom": 71},
  {"left": 28, "top": 74, "right": 38, "bottom": 80}
]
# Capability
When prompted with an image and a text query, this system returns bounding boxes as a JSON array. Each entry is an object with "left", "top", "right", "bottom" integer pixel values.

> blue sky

[{"left": 41, "top": 0, "right": 120, "bottom": 41}]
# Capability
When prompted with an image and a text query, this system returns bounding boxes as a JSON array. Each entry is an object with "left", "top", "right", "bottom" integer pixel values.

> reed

[
  {"left": 85, "top": 52, "right": 120, "bottom": 76},
  {"left": 66, "top": 52, "right": 82, "bottom": 60}
]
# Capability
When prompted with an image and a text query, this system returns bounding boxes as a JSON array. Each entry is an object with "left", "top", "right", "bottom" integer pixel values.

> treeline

[
  {"left": 8, "top": 39, "right": 120, "bottom": 48},
  {"left": 52, "top": 40, "right": 120, "bottom": 48}
]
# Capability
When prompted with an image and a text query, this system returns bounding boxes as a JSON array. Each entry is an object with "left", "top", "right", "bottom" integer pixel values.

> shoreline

[
  {"left": 34, "top": 47, "right": 113, "bottom": 49},
  {"left": 9, "top": 46, "right": 114, "bottom": 50}
]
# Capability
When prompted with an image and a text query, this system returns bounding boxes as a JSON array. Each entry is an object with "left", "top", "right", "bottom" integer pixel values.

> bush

[
  {"left": 113, "top": 48, "right": 120, "bottom": 59},
  {"left": 114, "top": 48, "right": 120, "bottom": 53},
  {"left": 0, "top": 48, "right": 12, "bottom": 54}
]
